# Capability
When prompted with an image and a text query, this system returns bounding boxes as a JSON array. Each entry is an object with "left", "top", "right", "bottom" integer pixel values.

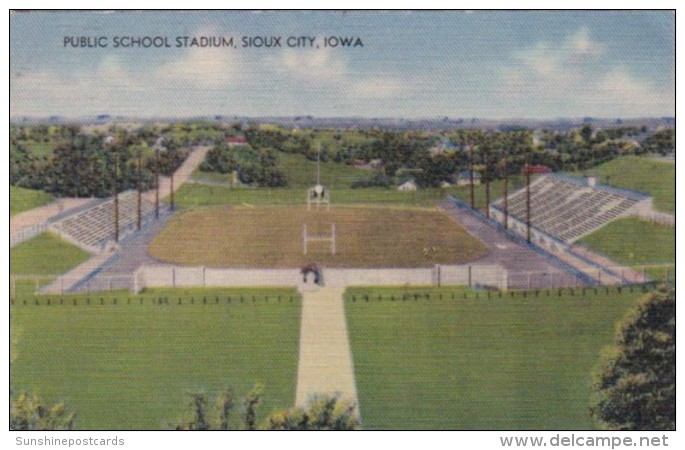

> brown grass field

[{"left": 148, "top": 205, "right": 487, "bottom": 268}]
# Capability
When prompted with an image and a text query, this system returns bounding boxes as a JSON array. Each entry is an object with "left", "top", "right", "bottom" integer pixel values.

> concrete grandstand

[
  {"left": 489, "top": 174, "right": 653, "bottom": 249},
  {"left": 49, "top": 191, "right": 159, "bottom": 254}
]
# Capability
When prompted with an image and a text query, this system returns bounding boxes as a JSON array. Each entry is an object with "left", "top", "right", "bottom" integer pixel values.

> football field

[{"left": 149, "top": 205, "right": 487, "bottom": 268}]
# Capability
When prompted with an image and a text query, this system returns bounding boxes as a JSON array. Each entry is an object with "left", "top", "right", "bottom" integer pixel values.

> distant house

[
  {"left": 457, "top": 171, "right": 481, "bottom": 186},
  {"left": 440, "top": 181, "right": 452, "bottom": 188},
  {"left": 429, "top": 138, "right": 457, "bottom": 155},
  {"left": 397, "top": 180, "right": 418, "bottom": 192},
  {"left": 226, "top": 136, "right": 248, "bottom": 146},
  {"left": 521, "top": 165, "right": 552, "bottom": 176},
  {"left": 103, "top": 135, "right": 115, "bottom": 146}
]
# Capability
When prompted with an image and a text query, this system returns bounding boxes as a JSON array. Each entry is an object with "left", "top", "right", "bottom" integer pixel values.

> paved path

[
  {"left": 440, "top": 200, "right": 585, "bottom": 288},
  {"left": 295, "top": 286, "right": 359, "bottom": 417},
  {"left": 143, "top": 145, "right": 210, "bottom": 202},
  {"left": 40, "top": 250, "right": 117, "bottom": 295}
]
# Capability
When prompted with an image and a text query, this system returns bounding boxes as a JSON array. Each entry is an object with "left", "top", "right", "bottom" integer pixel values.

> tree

[
  {"left": 241, "top": 383, "right": 263, "bottom": 430},
  {"left": 264, "top": 395, "right": 359, "bottom": 430},
  {"left": 580, "top": 124, "right": 593, "bottom": 143},
  {"left": 174, "top": 389, "right": 236, "bottom": 430},
  {"left": 591, "top": 287, "right": 675, "bottom": 430},
  {"left": 10, "top": 390, "right": 76, "bottom": 430}
]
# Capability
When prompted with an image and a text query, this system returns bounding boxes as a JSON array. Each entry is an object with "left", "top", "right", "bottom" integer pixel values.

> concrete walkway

[
  {"left": 295, "top": 286, "right": 359, "bottom": 417},
  {"left": 143, "top": 145, "right": 210, "bottom": 203},
  {"left": 40, "top": 250, "right": 118, "bottom": 295}
]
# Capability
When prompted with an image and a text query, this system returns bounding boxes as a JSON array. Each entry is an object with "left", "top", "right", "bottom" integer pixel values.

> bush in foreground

[{"left": 591, "top": 287, "right": 675, "bottom": 430}]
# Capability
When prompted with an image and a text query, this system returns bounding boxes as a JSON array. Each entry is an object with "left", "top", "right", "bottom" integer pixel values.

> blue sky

[{"left": 10, "top": 10, "right": 674, "bottom": 119}]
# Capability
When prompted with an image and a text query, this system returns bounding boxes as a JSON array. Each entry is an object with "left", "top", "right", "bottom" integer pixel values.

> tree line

[
  {"left": 10, "top": 123, "right": 674, "bottom": 194},
  {"left": 11, "top": 126, "right": 189, "bottom": 198},
  {"left": 199, "top": 143, "right": 287, "bottom": 187},
  {"left": 242, "top": 124, "right": 673, "bottom": 189}
]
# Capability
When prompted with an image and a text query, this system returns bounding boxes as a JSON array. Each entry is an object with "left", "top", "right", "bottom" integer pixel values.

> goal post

[{"left": 303, "top": 223, "right": 336, "bottom": 255}]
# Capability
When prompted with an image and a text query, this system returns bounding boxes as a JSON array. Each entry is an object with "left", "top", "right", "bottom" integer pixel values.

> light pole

[
  {"left": 469, "top": 144, "right": 475, "bottom": 209},
  {"left": 105, "top": 136, "right": 120, "bottom": 243},
  {"left": 155, "top": 146, "right": 160, "bottom": 218},
  {"left": 113, "top": 147, "right": 119, "bottom": 243},
  {"left": 170, "top": 168, "right": 175, "bottom": 212},
  {"left": 485, "top": 149, "right": 490, "bottom": 218},
  {"left": 155, "top": 142, "right": 174, "bottom": 213},
  {"left": 501, "top": 152, "right": 508, "bottom": 230},
  {"left": 525, "top": 151, "right": 531, "bottom": 243},
  {"left": 137, "top": 149, "right": 142, "bottom": 230}
]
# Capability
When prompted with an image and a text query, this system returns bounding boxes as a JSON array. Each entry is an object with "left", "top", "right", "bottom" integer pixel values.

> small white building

[{"left": 397, "top": 180, "right": 418, "bottom": 192}]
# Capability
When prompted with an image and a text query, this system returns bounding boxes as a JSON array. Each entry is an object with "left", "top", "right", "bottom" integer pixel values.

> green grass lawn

[
  {"left": 578, "top": 217, "right": 674, "bottom": 265},
  {"left": 10, "top": 232, "right": 91, "bottom": 275},
  {"left": 10, "top": 290, "right": 301, "bottom": 430},
  {"left": 345, "top": 287, "right": 642, "bottom": 430},
  {"left": 275, "top": 151, "right": 370, "bottom": 188},
  {"left": 174, "top": 183, "right": 452, "bottom": 209},
  {"left": 10, "top": 186, "right": 53, "bottom": 217},
  {"left": 580, "top": 156, "right": 675, "bottom": 213},
  {"left": 193, "top": 149, "right": 369, "bottom": 189},
  {"left": 10, "top": 232, "right": 92, "bottom": 298}
]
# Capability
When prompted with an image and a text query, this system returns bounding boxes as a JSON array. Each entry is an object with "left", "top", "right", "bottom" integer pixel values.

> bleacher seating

[
  {"left": 492, "top": 174, "right": 648, "bottom": 243},
  {"left": 50, "top": 191, "right": 157, "bottom": 253}
]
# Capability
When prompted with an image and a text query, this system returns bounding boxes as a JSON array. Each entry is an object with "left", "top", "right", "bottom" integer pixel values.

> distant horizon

[
  {"left": 11, "top": 11, "right": 674, "bottom": 119},
  {"left": 10, "top": 114, "right": 675, "bottom": 123}
]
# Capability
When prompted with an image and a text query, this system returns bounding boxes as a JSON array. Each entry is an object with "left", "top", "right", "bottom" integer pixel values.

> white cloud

[
  {"left": 156, "top": 28, "right": 242, "bottom": 88},
  {"left": 273, "top": 48, "right": 415, "bottom": 102},
  {"left": 278, "top": 48, "right": 348, "bottom": 82},
  {"left": 350, "top": 77, "right": 406, "bottom": 99},
  {"left": 11, "top": 56, "right": 145, "bottom": 116},
  {"left": 499, "top": 28, "right": 673, "bottom": 117}
]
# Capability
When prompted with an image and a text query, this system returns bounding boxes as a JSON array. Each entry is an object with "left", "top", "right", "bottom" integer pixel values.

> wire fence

[
  {"left": 346, "top": 282, "right": 665, "bottom": 303},
  {"left": 9, "top": 282, "right": 668, "bottom": 307},
  {"left": 9, "top": 293, "right": 301, "bottom": 306},
  {"left": 10, "top": 222, "right": 48, "bottom": 247},
  {"left": 10, "top": 274, "right": 134, "bottom": 298}
]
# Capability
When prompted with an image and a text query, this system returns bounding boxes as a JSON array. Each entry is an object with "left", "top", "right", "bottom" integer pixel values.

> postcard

[{"left": 9, "top": 10, "right": 675, "bottom": 433}]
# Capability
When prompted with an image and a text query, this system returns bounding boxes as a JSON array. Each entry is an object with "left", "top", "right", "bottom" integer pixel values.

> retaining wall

[{"left": 133, "top": 264, "right": 507, "bottom": 293}]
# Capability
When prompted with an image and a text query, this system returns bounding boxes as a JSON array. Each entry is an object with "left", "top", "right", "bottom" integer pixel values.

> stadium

[{"left": 10, "top": 133, "right": 675, "bottom": 430}]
